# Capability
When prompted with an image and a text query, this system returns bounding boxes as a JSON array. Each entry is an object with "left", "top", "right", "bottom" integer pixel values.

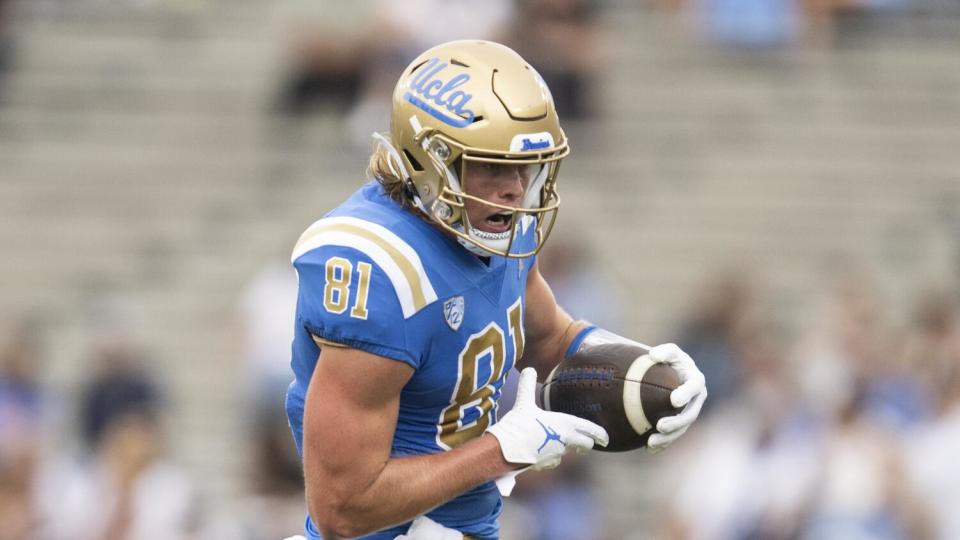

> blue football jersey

[{"left": 286, "top": 181, "right": 537, "bottom": 540}]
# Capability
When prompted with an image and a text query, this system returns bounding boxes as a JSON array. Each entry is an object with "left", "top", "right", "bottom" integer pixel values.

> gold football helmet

[{"left": 375, "top": 40, "right": 569, "bottom": 258}]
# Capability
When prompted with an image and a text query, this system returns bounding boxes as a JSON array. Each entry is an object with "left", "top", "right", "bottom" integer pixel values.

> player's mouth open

[{"left": 481, "top": 211, "right": 514, "bottom": 233}]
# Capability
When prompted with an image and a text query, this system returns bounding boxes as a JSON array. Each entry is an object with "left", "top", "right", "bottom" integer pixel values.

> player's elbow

[
  {"left": 306, "top": 487, "right": 378, "bottom": 538},
  {"left": 311, "top": 514, "right": 369, "bottom": 539},
  {"left": 308, "top": 504, "right": 368, "bottom": 538}
]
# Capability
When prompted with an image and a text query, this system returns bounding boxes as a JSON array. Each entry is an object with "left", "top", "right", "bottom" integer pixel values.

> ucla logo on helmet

[
  {"left": 405, "top": 58, "right": 476, "bottom": 128},
  {"left": 443, "top": 296, "right": 465, "bottom": 331}
]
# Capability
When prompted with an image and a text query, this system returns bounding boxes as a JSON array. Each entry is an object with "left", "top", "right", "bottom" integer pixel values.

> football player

[{"left": 285, "top": 40, "right": 707, "bottom": 540}]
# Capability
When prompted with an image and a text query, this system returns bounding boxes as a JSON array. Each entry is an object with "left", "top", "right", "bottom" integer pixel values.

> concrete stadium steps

[
  {"left": 0, "top": 178, "right": 259, "bottom": 227},
  {"left": 15, "top": 0, "right": 279, "bottom": 40},
  {"left": 588, "top": 12, "right": 960, "bottom": 331},
  {"left": 3, "top": 63, "right": 269, "bottom": 112},
  {"left": 582, "top": 8, "right": 959, "bottom": 536},
  {"left": 0, "top": 109, "right": 263, "bottom": 150},
  {"left": 0, "top": 0, "right": 383, "bottom": 512},
  {"left": 1, "top": 0, "right": 285, "bottom": 511},
  {"left": 12, "top": 33, "right": 275, "bottom": 80}
]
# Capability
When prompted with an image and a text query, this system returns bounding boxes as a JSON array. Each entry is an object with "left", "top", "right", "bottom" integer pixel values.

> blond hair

[{"left": 367, "top": 144, "right": 411, "bottom": 207}]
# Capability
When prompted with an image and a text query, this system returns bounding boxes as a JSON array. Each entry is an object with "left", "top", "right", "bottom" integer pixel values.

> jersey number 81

[
  {"left": 323, "top": 257, "right": 372, "bottom": 319},
  {"left": 437, "top": 299, "right": 524, "bottom": 449}
]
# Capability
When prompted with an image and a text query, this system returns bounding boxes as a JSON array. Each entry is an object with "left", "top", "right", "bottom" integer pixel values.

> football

[{"left": 541, "top": 342, "right": 681, "bottom": 452}]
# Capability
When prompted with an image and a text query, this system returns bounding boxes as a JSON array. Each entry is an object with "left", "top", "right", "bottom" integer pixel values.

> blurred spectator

[
  {"left": 507, "top": 0, "right": 604, "bottom": 119},
  {"left": 273, "top": 31, "right": 368, "bottom": 117},
  {"left": 503, "top": 455, "right": 601, "bottom": 540},
  {"left": 659, "top": 275, "right": 950, "bottom": 540},
  {"left": 238, "top": 262, "right": 299, "bottom": 412},
  {"left": 798, "top": 386, "right": 932, "bottom": 540},
  {"left": 274, "top": 0, "right": 512, "bottom": 123},
  {"left": 0, "top": 0, "right": 12, "bottom": 96},
  {"left": 236, "top": 262, "right": 305, "bottom": 539},
  {"left": 701, "top": 0, "right": 805, "bottom": 48},
  {"left": 902, "top": 294, "right": 960, "bottom": 539},
  {"left": 791, "top": 274, "right": 886, "bottom": 419},
  {"left": 37, "top": 338, "right": 200, "bottom": 540},
  {"left": 783, "top": 280, "right": 933, "bottom": 539},
  {"left": 794, "top": 277, "right": 932, "bottom": 431},
  {"left": 806, "top": 0, "right": 914, "bottom": 48},
  {"left": 0, "top": 0, "right": 13, "bottom": 62},
  {"left": 78, "top": 341, "right": 162, "bottom": 453},
  {"left": 901, "top": 289, "right": 960, "bottom": 404},
  {"left": 0, "top": 321, "right": 45, "bottom": 540},
  {"left": 660, "top": 323, "right": 821, "bottom": 540},
  {"left": 240, "top": 397, "right": 306, "bottom": 540},
  {"left": 45, "top": 411, "right": 201, "bottom": 540},
  {"left": 658, "top": 0, "right": 916, "bottom": 50},
  {"left": 672, "top": 271, "right": 758, "bottom": 413},
  {"left": 854, "top": 290, "right": 948, "bottom": 431},
  {"left": 657, "top": 0, "right": 805, "bottom": 48}
]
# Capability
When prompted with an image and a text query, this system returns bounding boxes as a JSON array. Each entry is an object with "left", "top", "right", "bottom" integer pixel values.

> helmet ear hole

[{"left": 403, "top": 150, "right": 424, "bottom": 172}]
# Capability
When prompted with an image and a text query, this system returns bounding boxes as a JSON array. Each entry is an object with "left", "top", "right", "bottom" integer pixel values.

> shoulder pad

[{"left": 292, "top": 216, "right": 438, "bottom": 319}]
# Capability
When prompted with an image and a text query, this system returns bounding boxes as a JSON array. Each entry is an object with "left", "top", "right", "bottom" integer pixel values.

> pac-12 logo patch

[{"left": 443, "top": 296, "right": 465, "bottom": 331}]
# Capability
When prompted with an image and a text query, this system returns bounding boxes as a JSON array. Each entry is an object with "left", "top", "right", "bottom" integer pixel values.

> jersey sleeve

[{"left": 291, "top": 216, "right": 440, "bottom": 369}]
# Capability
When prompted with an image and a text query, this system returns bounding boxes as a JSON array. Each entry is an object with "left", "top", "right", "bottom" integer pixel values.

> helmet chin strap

[{"left": 453, "top": 222, "right": 513, "bottom": 256}]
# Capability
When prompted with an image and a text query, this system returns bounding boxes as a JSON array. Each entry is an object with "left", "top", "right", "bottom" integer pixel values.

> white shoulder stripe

[{"left": 292, "top": 217, "right": 438, "bottom": 319}]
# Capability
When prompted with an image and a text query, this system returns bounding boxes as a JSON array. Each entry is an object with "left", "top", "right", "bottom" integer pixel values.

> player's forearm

[
  {"left": 522, "top": 313, "right": 590, "bottom": 377},
  {"left": 308, "top": 433, "right": 514, "bottom": 537}
]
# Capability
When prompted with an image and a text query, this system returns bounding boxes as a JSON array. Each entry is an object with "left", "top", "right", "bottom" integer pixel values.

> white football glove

[
  {"left": 394, "top": 516, "right": 463, "bottom": 540},
  {"left": 487, "top": 367, "right": 609, "bottom": 470},
  {"left": 646, "top": 343, "right": 707, "bottom": 452}
]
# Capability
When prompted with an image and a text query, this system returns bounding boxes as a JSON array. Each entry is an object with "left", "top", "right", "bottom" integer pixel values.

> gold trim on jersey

[
  {"left": 311, "top": 334, "right": 347, "bottom": 348},
  {"left": 292, "top": 217, "right": 438, "bottom": 318}
]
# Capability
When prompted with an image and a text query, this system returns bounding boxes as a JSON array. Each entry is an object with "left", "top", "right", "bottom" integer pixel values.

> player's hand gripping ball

[{"left": 541, "top": 343, "right": 683, "bottom": 452}]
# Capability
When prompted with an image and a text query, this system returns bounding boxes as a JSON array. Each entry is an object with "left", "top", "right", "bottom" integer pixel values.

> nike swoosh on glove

[{"left": 487, "top": 367, "right": 609, "bottom": 470}]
